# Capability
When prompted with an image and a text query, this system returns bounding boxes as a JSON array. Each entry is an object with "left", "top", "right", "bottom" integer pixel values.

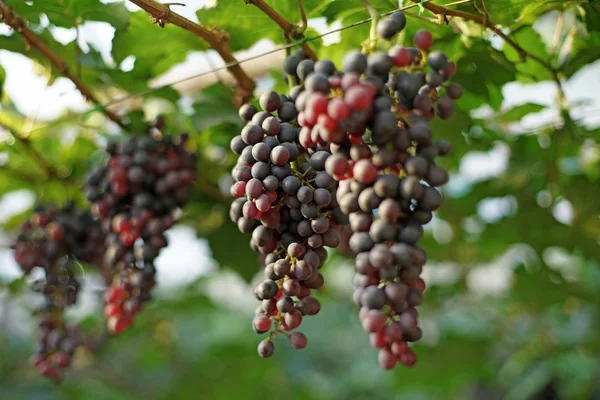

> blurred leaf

[
  {"left": 144, "top": 87, "right": 181, "bottom": 104},
  {"left": 503, "top": 26, "right": 553, "bottom": 82},
  {"left": 204, "top": 221, "right": 260, "bottom": 282},
  {"left": 7, "top": 276, "right": 26, "bottom": 295},
  {"left": 562, "top": 31, "right": 600, "bottom": 78},
  {"left": 112, "top": 12, "right": 206, "bottom": 80},
  {"left": 454, "top": 43, "right": 515, "bottom": 109},
  {"left": 192, "top": 84, "right": 239, "bottom": 132},
  {"left": 2, "top": 207, "right": 33, "bottom": 231},
  {"left": 497, "top": 103, "right": 546, "bottom": 122},
  {"left": 11, "top": 0, "right": 130, "bottom": 30},
  {"left": 197, "top": 0, "right": 329, "bottom": 52},
  {"left": 0, "top": 30, "right": 78, "bottom": 78},
  {"left": 581, "top": 4, "right": 600, "bottom": 32}
]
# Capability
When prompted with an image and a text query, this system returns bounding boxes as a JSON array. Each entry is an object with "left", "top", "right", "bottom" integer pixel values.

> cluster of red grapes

[
  {"left": 12, "top": 204, "right": 106, "bottom": 381},
  {"left": 229, "top": 80, "right": 350, "bottom": 357},
  {"left": 231, "top": 12, "right": 460, "bottom": 369},
  {"left": 85, "top": 133, "right": 197, "bottom": 334}
]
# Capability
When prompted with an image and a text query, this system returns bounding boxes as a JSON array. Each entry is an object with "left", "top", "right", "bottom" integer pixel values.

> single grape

[
  {"left": 414, "top": 29, "right": 433, "bottom": 50},
  {"left": 260, "top": 91, "right": 282, "bottom": 113}
]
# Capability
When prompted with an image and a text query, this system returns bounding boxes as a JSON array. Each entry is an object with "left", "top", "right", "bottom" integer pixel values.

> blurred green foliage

[{"left": 0, "top": 0, "right": 599, "bottom": 399}]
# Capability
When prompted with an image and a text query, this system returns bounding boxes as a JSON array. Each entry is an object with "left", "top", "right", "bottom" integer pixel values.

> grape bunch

[
  {"left": 229, "top": 86, "right": 349, "bottom": 357},
  {"left": 12, "top": 204, "right": 106, "bottom": 381},
  {"left": 85, "top": 133, "right": 197, "bottom": 334},
  {"left": 273, "top": 14, "right": 460, "bottom": 369}
]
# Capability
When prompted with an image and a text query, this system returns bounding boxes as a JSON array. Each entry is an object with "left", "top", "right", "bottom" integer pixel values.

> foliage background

[{"left": 0, "top": 0, "right": 599, "bottom": 399}]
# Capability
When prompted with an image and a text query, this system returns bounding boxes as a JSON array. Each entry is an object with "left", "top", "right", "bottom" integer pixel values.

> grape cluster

[
  {"left": 85, "top": 133, "right": 197, "bottom": 334},
  {"left": 229, "top": 83, "right": 349, "bottom": 357},
  {"left": 273, "top": 15, "right": 459, "bottom": 369},
  {"left": 12, "top": 204, "right": 106, "bottom": 381}
]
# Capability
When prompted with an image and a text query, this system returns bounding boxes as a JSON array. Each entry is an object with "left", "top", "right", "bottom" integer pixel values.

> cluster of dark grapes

[
  {"left": 85, "top": 133, "right": 197, "bottom": 334},
  {"left": 229, "top": 79, "right": 350, "bottom": 357},
  {"left": 12, "top": 204, "right": 106, "bottom": 381},
  {"left": 231, "top": 12, "right": 460, "bottom": 369}
]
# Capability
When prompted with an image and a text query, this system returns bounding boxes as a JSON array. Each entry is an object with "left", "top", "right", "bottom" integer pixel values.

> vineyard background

[{"left": 0, "top": 0, "right": 599, "bottom": 399}]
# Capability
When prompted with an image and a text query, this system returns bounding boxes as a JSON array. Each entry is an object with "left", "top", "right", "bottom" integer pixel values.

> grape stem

[
  {"left": 128, "top": 0, "right": 255, "bottom": 107},
  {"left": 0, "top": 0, "right": 127, "bottom": 129},
  {"left": 244, "top": 0, "right": 318, "bottom": 61},
  {"left": 360, "top": 0, "right": 380, "bottom": 53},
  {"left": 269, "top": 319, "right": 291, "bottom": 340}
]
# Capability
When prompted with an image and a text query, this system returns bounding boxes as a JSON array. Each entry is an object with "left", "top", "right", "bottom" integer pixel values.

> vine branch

[
  {"left": 128, "top": 0, "right": 255, "bottom": 107},
  {"left": 0, "top": 0, "right": 127, "bottom": 129},
  {"left": 244, "top": 0, "right": 318, "bottom": 61}
]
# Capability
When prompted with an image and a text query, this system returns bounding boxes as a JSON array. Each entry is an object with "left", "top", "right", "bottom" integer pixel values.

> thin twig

[
  {"left": 128, "top": 0, "right": 255, "bottom": 107},
  {"left": 245, "top": 0, "right": 318, "bottom": 61},
  {"left": 0, "top": 0, "right": 127, "bottom": 129}
]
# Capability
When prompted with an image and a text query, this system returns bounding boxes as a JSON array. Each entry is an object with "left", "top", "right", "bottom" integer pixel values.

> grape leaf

[
  {"left": 204, "top": 220, "right": 260, "bottom": 282},
  {"left": 196, "top": 0, "right": 328, "bottom": 52},
  {"left": 497, "top": 103, "right": 546, "bottom": 122},
  {"left": 0, "top": 30, "right": 79, "bottom": 78},
  {"left": 581, "top": 4, "right": 600, "bottom": 33},
  {"left": 191, "top": 85, "right": 239, "bottom": 132},
  {"left": 10, "top": 0, "right": 129, "bottom": 30},
  {"left": 562, "top": 31, "right": 600, "bottom": 78},
  {"left": 503, "top": 26, "right": 553, "bottom": 82},
  {"left": 453, "top": 42, "right": 515, "bottom": 109},
  {"left": 112, "top": 12, "right": 206, "bottom": 80},
  {"left": 321, "top": 0, "right": 396, "bottom": 24}
]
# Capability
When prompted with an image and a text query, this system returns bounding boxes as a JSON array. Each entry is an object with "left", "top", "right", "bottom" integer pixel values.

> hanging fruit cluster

[{"left": 230, "top": 11, "right": 460, "bottom": 369}]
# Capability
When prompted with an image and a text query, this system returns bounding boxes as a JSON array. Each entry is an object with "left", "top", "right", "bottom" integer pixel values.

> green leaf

[
  {"left": 7, "top": 277, "right": 26, "bottom": 295},
  {"left": 143, "top": 86, "right": 181, "bottom": 104},
  {"left": 321, "top": 0, "right": 396, "bottom": 24},
  {"left": 0, "top": 30, "right": 79, "bottom": 78},
  {"left": 112, "top": 11, "right": 206, "bottom": 80},
  {"left": 12, "top": 0, "right": 130, "bottom": 30},
  {"left": 196, "top": 0, "right": 329, "bottom": 52},
  {"left": 191, "top": 84, "right": 239, "bottom": 132},
  {"left": 491, "top": 1, "right": 525, "bottom": 25},
  {"left": 2, "top": 207, "right": 33, "bottom": 231},
  {"left": 497, "top": 103, "right": 546, "bottom": 122},
  {"left": 562, "top": 31, "right": 600, "bottom": 78},
  {"left": 515, "top": 0, "right": 572, "bottom": 26},
  {"left": 453, "top": 42, "right": 515, "bottom": 108},
  {"left": 503, "top": 26, "right": 553, "bottom": 82},
  {"left": 581, "top": 4, "right": 600, "bottom": 32},
  {"left": 204, "top": 220, "right": 260, "bottom": 282}
]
